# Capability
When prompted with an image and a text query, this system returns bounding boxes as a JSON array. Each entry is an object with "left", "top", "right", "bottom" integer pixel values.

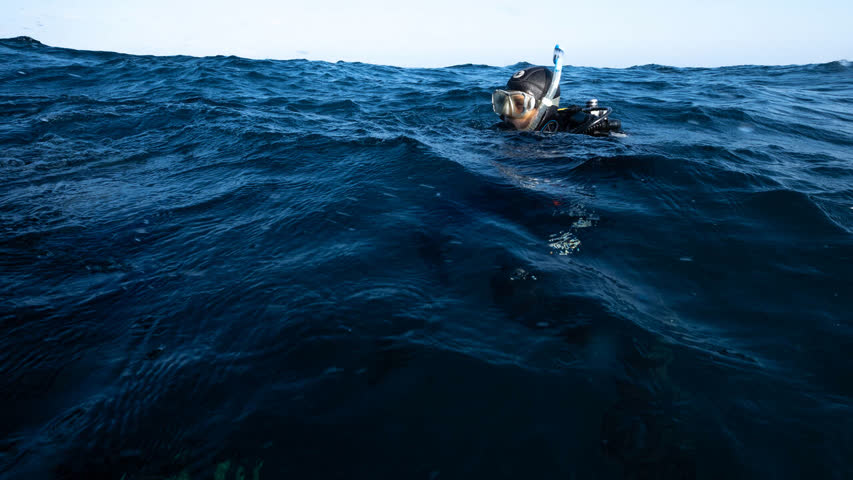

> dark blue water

[{"left": 2, "top": 36, "right": 852, "bottom": 479}]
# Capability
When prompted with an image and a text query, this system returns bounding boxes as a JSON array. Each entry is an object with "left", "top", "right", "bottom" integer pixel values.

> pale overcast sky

[{"left": 1, "top": 0, "right": 850, "bottom": 67}]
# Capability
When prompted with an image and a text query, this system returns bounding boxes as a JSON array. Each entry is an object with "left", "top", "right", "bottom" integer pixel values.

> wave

[{"left": 2, "top": 34, "right": 853, "bottom": 480}]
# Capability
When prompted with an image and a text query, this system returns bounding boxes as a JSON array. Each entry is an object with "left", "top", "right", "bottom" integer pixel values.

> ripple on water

[{"left": 2, "top": 38, "right": 853, "bottom": 479}]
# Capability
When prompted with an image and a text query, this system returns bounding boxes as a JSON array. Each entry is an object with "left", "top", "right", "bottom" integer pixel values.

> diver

[{"left": 492, "top": 45, "right": 623, "bottom": 136}]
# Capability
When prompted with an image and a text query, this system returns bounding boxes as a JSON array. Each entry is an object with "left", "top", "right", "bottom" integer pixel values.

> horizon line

[{"left": 3, "top": 36, "right": 850, "bottom": 71}]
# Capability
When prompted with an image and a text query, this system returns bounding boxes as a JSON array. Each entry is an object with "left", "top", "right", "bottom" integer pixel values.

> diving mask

[{"left": 492, "top": 89, "right": 538, "bottom": 119}]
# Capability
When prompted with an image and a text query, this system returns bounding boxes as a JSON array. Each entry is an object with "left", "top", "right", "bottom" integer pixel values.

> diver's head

[{"left": 492, "top": 66, "right": 561, "bottom": 130}]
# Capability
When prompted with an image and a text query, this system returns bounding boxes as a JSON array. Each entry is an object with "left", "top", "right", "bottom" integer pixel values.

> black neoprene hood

[{"left": 505, "top": 66, "right": 561, "bottom": 101}]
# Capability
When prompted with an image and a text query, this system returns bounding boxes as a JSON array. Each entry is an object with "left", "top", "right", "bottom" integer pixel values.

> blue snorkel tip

[{"left": 553, "top": 44, "right": 565, "bottom": 67}]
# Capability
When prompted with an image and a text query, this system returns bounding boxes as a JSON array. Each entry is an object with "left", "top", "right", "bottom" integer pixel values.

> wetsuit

[{"left": 495, "top": 105, "right": 622, "bottom": 136}]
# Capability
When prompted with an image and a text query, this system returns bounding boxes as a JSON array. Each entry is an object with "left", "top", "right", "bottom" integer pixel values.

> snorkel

[
  {"left": 522, "top": 44, "right": 564, "bottom": 131},
  {"left": 543, "top": 44, "right": 564, "bottom": 107}
]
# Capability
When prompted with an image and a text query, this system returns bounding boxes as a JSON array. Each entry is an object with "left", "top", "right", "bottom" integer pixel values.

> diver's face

[{"left": 506, "top": 106, "right": 539, "bottom": 130}]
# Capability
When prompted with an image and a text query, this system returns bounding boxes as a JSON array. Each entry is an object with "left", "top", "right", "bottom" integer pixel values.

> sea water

[{"left": 2, "top": 36, "right": 852, "bottom": 479}]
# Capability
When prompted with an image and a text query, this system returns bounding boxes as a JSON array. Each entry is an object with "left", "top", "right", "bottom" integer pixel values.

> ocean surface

[{"left": 1, "top": 36, "right": 852, "bottom": 479}]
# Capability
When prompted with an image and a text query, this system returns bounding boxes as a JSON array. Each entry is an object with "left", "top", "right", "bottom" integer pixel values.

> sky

[{"left": 1, "top": 0, "right": 851, "bottom": 68}]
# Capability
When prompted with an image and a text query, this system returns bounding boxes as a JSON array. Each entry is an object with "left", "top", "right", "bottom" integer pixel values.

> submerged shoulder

[{"left": 556, "top": 105, "right": 588, "bottom": 130}]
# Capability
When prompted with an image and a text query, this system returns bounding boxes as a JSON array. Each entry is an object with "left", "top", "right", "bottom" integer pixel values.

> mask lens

[
  {"left": 492, "top": 90, "right": 511, "bottom": 117},
  {"left": 511, "top": 94, "right": 527, "bottom": 113},
  {"left": 492, "top": 90, "right": 534, "bottom": 119}
]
